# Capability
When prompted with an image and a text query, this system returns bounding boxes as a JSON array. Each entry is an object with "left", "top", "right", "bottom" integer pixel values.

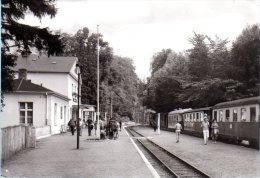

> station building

[{"left": 2, "top": 54, "right": 95, "bottom": 139}]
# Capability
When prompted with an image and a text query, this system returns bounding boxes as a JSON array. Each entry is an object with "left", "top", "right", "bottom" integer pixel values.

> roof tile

[{"left": 14, "top": 54, "right": 77, "bottom": 73}]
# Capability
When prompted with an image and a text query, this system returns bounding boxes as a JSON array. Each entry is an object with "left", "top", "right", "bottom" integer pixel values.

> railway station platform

[
  {"left": 134, "top": 125, "right": 260, "bottom": 178},
  {"left": 1, "top": 127, "right": 154, "bottom": 178}
]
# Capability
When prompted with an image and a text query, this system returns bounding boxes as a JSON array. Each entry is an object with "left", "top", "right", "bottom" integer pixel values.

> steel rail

[
  {"left": 127, "top": 126, "right": 212, "bottom": 178},
  {"left": 137, "top": 139, "right": 180, "bottom": 178}
]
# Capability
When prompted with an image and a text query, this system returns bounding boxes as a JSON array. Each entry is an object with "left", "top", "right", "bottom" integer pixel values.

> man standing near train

[
  {"left": 201, "top": 114, "right": 210, "bottom": 145},
  {"left": 175, "top": 121, "right": 182, "bottom": 143}
]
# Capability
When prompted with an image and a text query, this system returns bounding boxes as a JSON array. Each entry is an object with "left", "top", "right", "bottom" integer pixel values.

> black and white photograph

[{"left": 1, "top": 0, "right": 260, "bottom": 177}]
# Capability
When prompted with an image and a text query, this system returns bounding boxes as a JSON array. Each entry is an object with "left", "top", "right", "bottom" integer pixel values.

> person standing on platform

[
  {"left": 87, "top": 118, "right": 93, "bottom": 136},
  {"left": 68, "top": 118, "right": 76, "bottom": 136},
  {"left": 94, "top": 120, "right": 97, "bottom": 135},
  {"left": 175, "top": 122, "right": 182, "bottom": 143},
  {"left": 211, "top": 119, "right": 219, "bottom": 143},
  {"left": 201, "top": 114, "right": 210, "bottom": 145},
  {"left": 153, "top": 121, "right": 157, "bottom": 132},
  {"left": 119, "top": 120, "right": 122, "bottom": 131}
]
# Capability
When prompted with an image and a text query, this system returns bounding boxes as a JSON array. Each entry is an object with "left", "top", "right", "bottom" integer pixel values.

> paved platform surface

[
  {"left": 2, "top": 127, "right": 154, "bottom": 178},
  {"left": 135, "top": 125, "right": 260, "bottom": 178}
]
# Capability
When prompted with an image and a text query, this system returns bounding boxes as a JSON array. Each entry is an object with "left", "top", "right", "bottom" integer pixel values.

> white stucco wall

[
  {"left": 2, "top": 93, "right": 70, "bottom": 136},
  {"left": 49, "top": 95, "right": 69, "bottom": 135},
  {"left": 18, "top": 73, "right": 69, "bottom": 97},
  {"left": 2, "top": 93, "right": 47, "bottom": 128},
  {"left": 14, "top": 70, "right": 79, "bottom": 108},
  {"left": 68, "top": 75, "right": 79, "bottom": 105}
]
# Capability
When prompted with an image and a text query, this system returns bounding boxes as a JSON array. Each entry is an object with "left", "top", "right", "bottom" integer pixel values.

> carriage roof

[
  {"left": 213, "top": 96, "right": 260, "bottom": 109},
  {"left": 182, "top": 107, "right": 212, "bottom": 114},
  {"left": 168, "top": 108, "right": 192, "bottom": 114}
]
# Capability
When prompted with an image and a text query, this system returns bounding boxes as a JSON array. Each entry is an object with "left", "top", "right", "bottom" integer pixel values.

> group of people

[
  {"left": 68, "top": 118, "right": 84, "bottom": 136},
  {"left": 107, "top": 120, "right": 122, "bottom": 139},
  {"left": 67, "top": 118, "right": 123, "bottom": 139},
  {"left": 174, "top": 114, "right": 219, "bottom": 145}
]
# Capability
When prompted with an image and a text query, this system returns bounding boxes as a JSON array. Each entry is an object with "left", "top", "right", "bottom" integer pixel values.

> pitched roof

[
  {"left": 8, "top": 79, "right": 70, "bottom": 101},
  {"left": 14, "top": 54, "right": 77, "bottom": 73},
  {"left": 13, "top": 79, "right": 53, "bottom": 92}
]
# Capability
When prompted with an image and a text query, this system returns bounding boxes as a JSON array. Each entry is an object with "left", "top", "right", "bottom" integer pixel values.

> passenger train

[{"left": 145, "top": 96, "right": 260, "bottom": 149}]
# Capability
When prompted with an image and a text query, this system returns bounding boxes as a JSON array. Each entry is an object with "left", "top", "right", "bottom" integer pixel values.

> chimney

[{"left": 18, "top": 68, "right": 27, "bottom": 80}]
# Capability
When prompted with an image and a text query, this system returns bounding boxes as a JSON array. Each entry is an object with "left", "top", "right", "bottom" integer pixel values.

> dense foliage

[
  {"left": 60, "top": 28, "right": 141, "bottom": 120},
  {"left": 1, "top": 0, "right": 63, "bottom": 93},
  {"left": 143, "top": 24, "right": 260, "bottom": 112}
]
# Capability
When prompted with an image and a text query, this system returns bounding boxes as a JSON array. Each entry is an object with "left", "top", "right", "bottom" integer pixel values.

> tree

[
  {"left": 150, "top": 49, "right": 172, "bottom": 75},
  {"left": 187, "top": 33, "right": 210, "bottom": 80},
  {"left": 2, "top": 0, "right": 63, "bottom": 92},
  {"left": 229, "top": 24, "right": 260, "bottom": 88},
  {"left": 59, "top": 28, "right": 113, "bottom": 105},
  {"left": 208, "top": 36, "right": 230, "bottom": 79},
  {"left": 179, "top": 79, "right": 247, "bottom": 108},
  {"left": 104, "top": 56, "right": 140, "bottom": 119}
]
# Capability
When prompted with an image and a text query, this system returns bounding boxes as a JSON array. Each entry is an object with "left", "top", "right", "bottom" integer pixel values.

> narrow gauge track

[{"left": 126, "top": 126, "right": 212, "bottom": 178}]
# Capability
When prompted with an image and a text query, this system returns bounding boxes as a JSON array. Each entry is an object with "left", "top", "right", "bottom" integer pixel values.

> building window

[
  {"left": 225, "top": 109, "right": 230, "bottom": 121},
  {"left": 250, "top": 107, "right": 256, "bottom": 122},
  {"left": 19, "top": 102, "right": 33, "bottom": 125},
  {"left": 241, "top": 108, "right": 246, "bottom": 122},
  {"left": 64, "top": 106, "right": 67, "bottom": 122},
  {"left": 233, "top": 109, "right": 237, "bottom": 122},
  {"left": 54, "top": 103, "right": 57, "bottom": 126},
  {"left": 219, "top": 110, "right": 223, "bottom": 122},
  {"left": 60, "top": 106, "right": 63, "bottom": 120}
]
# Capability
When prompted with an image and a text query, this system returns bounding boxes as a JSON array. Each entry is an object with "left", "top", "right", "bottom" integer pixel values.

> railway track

[{"left": 126, "top": 126, "right": 212, "bottom": 178}]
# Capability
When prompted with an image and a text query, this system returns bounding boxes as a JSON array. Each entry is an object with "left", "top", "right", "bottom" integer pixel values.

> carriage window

[
  {"left": 233, "top": 109, "right": 237, "bottom": 122},
  {"left": 193, "top": 113, "right": 196, "bottom": 122},
  {"left": 174, "top": 115, "right": 177, "bottom": 122},
  {"left": 219, "top": 110, "right": 223, "bottom": 122},
  {"left": 241, "top": 108, "right": 246, "bottom": 122},
  {"left": 196, "top": 113, "right": 199, "bottom": 121},
  {"left": 225, "top": 110, "right": 230, "bottom": 121},
  {"left": 214, "top": 111, "right": 217, "bottom": 121},
  {"left": 250, "top": 107, "right": 256, "bottom": 122}
]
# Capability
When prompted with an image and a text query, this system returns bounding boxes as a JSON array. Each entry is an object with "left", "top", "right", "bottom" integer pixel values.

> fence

[{"left": 1, "top": 125, "right": 36, "bottom": 162}]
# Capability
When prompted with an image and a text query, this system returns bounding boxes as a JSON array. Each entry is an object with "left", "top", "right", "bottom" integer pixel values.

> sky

[{"left": 22, "top": 0, "right": 260, "bottom": 79}]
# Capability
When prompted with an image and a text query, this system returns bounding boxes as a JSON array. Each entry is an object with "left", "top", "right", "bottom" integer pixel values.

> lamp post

[{"left": 76, "top": 62, "right": 80, "bottom": 149}]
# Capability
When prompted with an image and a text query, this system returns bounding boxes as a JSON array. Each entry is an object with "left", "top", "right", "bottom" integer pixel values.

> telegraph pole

[
  {"left": 96, "top": 25, "right": 100, "bottom": 139},
  {"left": 76, "top": 63, "right": 80, "bottom": 149}
]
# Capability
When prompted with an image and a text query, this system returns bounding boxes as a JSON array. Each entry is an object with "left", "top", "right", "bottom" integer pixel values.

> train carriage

[
  {"left": 159, "top": 112, "right": 168, "bottom": 129},
  {"left": 212, "top": 96, "right": 260, "bottom": 149},
  {"left": 144, "top": 109, "right": 156, "bottom": 126},
  {"left": 168, "top": 108, "right": 192, "bottom": 131},
  {"left": 182, "top": 107, "right": 212, "bottom": 137}
]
